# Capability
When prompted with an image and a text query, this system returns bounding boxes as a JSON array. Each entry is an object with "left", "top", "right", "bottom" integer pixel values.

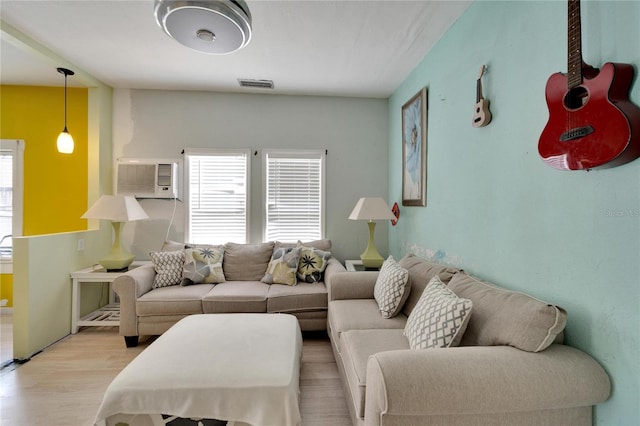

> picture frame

[{"left": 401, "top": 87, "right": 427, "bottom": 206}]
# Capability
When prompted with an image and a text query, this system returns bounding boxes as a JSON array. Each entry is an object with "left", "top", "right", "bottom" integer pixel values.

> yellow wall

[
  {"left": 0, "top": 274, "right": 12, "bottom": 307},
  {"left": 0, "top": 85, "right": 88, "bottom": 235}
]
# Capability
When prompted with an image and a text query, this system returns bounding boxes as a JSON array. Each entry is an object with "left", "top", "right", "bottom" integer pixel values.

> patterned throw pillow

[
  {"left": 182, "top": 245, "right": 226, "bottom": 285},
  {"left": 150, "top": 250, "right": 185, "bottom": 288},
  {"left": 261, "top": 247, "right": 302, "bottom": 286},
  {"left": 296, "top": 242, "right": 331, "bottom": 283},
  {"left": 374, "top": 256, "right": 410, "bottom": 318},
  {"left": 404, "top": 276, "right": 473, "bottom": 349}
]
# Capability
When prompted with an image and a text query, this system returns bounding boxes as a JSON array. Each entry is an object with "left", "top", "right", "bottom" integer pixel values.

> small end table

[
  {"left": 345, "top": 259, "right": 380, "bottom": 272},
  {"left": 70, "top": 261, "right": 150, "bottom": 334}
]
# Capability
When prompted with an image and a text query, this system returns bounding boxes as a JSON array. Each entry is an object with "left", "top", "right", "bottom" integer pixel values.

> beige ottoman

[{"left": 94, "top": 314, "right": 303, "bottom": 426}]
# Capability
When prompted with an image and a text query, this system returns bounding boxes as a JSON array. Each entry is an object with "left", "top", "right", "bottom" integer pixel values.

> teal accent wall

[{"left": 388, "top": 1, "right": 639, "bottom": 424}]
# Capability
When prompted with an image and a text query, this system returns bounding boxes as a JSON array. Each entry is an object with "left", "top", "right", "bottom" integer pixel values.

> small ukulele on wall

[{"left": 472, "top": 64, "right": 492, "bottom": 128}]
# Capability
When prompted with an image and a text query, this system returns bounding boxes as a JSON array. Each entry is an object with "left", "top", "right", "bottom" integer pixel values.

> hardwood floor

[{"left": 0, "top": 327, "right": 351, "bottom": 426}]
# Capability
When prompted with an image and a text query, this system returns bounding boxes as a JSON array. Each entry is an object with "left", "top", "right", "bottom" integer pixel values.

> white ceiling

[{"left": 0, "top": 0, "right": 471, "bottom": 97}]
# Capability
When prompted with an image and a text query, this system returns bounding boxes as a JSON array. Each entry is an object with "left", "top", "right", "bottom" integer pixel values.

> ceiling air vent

[{"left": 238, "top": 79, "right": 274, "bottom": 89}]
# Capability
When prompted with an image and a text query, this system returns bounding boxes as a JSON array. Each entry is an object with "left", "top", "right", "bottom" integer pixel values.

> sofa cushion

[
  {"left": 327, "top": 299, "right": 407, "bottom": 349},
  {"left": 182, "top": 245, "right": 226, "bottom": 284},
  {"left": 161, "top": 240, "right": 186, "bottom": 251},
  {"left": 404, "top": 276, "right": 473, "bottom": 349},
  {"left": 223, "top": 242, "right": 274, "bottom": 281},
  {"left": 261, "top": 247, "right": 302, "bottom": 286},
  {"left": 398, "top": 254, "right": 461, "bottom": 316},
  {"left": 136, "top": 284, "right": 213, "bottom": 316},
  {"left": 448, "top": 272, "right": 567, "bottom": 352},
  {"left": 267, "top": 282, "right": 328, "bottom": 313},
  {"left": 150, "top": 250, "right": 185, "bottom": 288},
  {"left": 340, "top": 329, "right": 410, "bottom": 420},
  {"left": 374, "top": 256, "right": 410, "bottom": 318},
  {"left": 275, "top": 239, "right": 332, "bottom": 251},
  {"left": 296, "top": 244, "right": 332, "bottom": 283},
  {"left": 202, "top": 281, "right": 269, "bottom": 313}
]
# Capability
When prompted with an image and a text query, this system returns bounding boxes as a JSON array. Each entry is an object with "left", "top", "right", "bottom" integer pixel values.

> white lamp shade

[
  {"left": 349, "top": 197, "right": 395, "bottom": 221},
  {"left": 57, "top": 130, "right": 74, "bottom": 154},
  {"left": 81, "top": 195, "right": 149, "bottom": 222}
]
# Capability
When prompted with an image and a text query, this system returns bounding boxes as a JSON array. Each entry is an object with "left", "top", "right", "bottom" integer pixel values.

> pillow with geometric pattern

[
  {"left": 182, "top": 245, "right": 226, "bottom": 285},
  {"left": 261, "top": 247, "right": 302, "bottom": 286},
  {"left": 296, "top": 243, "right": 331, "bottom": 283},
  {"left": 404, "top": 275, "right": 473, "bottom": 349},
  {"left": 374, "top": 256, "right": 410, "bottom": 318},
  {"left": 150, "top": 250, "right": 185, "bottom": 288}
]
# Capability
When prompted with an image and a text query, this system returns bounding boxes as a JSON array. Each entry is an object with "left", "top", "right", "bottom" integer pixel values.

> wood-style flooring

[{"left": 0, "top": 327, "right": 351, "bottom": 426}]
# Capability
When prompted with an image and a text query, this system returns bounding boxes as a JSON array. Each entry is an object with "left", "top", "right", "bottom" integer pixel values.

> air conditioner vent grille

[{"left": 238, "top": 79, "right": 274, "bottom": 89}]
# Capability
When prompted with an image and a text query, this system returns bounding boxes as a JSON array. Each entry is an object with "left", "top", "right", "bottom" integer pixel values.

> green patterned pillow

[
  {"left": 261, "top": 247, "right": 302, "bottom": 286},
  {"left": 182, "top": 245, "right": 226, "bottom": 285},
  {"left": 150, "top": 250, "right": 185, "bottom": 288},
  {"left": 404, "top": 276, "right": 473, "bottom": 349},
  {"left": 296, "top": 242, "right": 331, "bottom": 283}
]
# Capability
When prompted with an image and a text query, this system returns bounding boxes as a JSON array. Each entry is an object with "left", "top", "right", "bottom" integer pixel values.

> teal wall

[{"left": 388, "top": 1, "right": 639, "bottom": 424}]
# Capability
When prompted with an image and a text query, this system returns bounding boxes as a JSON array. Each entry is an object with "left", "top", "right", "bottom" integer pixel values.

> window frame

[
  {"left": 183, "top": 148, "right": 251, "bottom": 244},
  {"left": 262, "top": 149, "right": 326, "bottom": 243},
  {"left": 0, "top": 139, "right": 25, "bottom": 262}
]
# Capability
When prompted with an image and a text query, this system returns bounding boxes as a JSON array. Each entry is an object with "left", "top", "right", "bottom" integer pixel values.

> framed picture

[{"left": 401, "top": 87, "right": 427, "bottom": 206}]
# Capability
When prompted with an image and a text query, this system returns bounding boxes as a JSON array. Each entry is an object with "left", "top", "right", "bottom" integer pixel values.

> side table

[
  {"left": 70, "top": 261, "right": 150, "bottom": 334},
  {"left": 345, "top": 259, "right": 380, "bottom": 272}
]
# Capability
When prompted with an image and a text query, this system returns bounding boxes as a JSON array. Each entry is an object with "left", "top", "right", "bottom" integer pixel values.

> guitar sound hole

[{"left": 564, "top": 86, "right": 589, "bottom": 109}]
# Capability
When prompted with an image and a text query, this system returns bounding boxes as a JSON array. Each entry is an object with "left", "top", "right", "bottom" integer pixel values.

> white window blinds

[
  {"left": 185, "top": 150, "right": 249, "bottom": 244},
  {"left": 264, "top": 150, "right": 325, "bottom": 242}
]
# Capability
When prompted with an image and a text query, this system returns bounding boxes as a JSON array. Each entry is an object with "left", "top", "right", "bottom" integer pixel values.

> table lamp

[
  {"left": 81, "top": 195, "right": 149, "bottom": 271},
  {"left": 349, "top": 197, "right": 395, "bottom": 269}
]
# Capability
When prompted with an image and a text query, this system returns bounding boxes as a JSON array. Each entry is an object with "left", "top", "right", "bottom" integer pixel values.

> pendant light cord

[
  {"left": 63, "top": 72, "right": 68, "bottom": 131},
  {"left": 57, "top": 67, "right": 75, "bottom": 132}
]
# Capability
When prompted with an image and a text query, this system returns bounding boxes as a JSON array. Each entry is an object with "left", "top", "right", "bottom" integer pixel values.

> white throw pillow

[
  {"left": 374, "top": 256, "right": 410, "bottom": 318},
  {"left": 404, "top": 276, "right": 473, "bottom": 349}
]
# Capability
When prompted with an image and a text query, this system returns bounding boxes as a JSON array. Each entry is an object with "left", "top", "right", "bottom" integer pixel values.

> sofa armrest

[
  {"left": 365, "top": 344, "right": 611, "bottom": 425},
  {"left": 328, "top": 270, "right": 379, "bottom": 301},
  {"left": 113, "top": 264, "right": 156, "bottom": 337},
  {"left": 322, "top": 257, "right": 346, "bottom": 297}
]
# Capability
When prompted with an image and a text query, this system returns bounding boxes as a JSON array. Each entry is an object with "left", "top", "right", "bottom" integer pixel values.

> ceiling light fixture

[
  {"left": 154, "top": 0, "right": 252, "bottom": 55},
  {"left": 56, "top": 67, "right": 75, "bottom": 154}
]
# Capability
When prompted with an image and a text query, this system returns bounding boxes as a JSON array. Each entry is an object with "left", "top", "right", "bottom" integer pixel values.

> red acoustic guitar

[{"left": 538, "top": 0, "right": 640, "bottom": 170}]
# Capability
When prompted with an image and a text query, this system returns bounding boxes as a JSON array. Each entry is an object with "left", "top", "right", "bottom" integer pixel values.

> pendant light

[{"left": 56, "top": 67, "right": 75, "bottom": 154}]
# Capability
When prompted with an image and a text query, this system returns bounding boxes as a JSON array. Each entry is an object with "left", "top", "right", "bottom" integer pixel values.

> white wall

[{"left": 113, "top": 89, "right": 390, "bottom": 262}]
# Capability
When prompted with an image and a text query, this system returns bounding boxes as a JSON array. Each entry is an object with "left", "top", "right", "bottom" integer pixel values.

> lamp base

[
  {"left": 359, "top": 221, "right": 385, "bottom": 269},
  {"left": 360, "top": 255, "right": 384, "bottom": 270},
  {"left": 99, "top": 253, "right": 135, "bottom": 272},
  {"left": 99, "top": 221, "right": 135, "bottom": 272}
]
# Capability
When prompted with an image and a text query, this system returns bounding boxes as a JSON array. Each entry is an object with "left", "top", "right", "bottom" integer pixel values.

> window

[
  {"left": 184, "top": 149, "right": 250, "bottom": 244},
  {"left": 264, "top": 150, "right": 325, "bottom": 242},
  {"left": 0, "top": 140, "right": 25, "bottom": 259}
]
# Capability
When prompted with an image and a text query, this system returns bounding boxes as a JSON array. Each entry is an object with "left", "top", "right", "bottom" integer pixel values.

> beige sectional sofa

[
  {"left": 327, "top": 254, "right": 612, "bottom": 426},
  {"left": 114, "top": 240, "right": 345, "bottom": 347}
]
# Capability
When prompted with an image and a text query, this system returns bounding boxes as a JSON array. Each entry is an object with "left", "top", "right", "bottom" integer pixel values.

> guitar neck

[
  {"left": 567, "top": 0, "right": 583, "bottom": 88},
  {"left": 476, "top": 79, "right": 482, "bottom": 103}
]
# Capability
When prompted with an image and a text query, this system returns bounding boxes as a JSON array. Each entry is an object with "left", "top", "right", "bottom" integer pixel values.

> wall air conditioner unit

[{"left": 116, "top": 158, "right": 182, "bottom": 199}]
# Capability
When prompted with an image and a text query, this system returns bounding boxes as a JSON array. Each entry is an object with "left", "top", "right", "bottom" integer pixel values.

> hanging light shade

[
  {"left": 154, "top": 0, "right": 252, "bottom": 55},
  {"left": 56, "top": 67, "right": 75, "bottom": 154}
]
